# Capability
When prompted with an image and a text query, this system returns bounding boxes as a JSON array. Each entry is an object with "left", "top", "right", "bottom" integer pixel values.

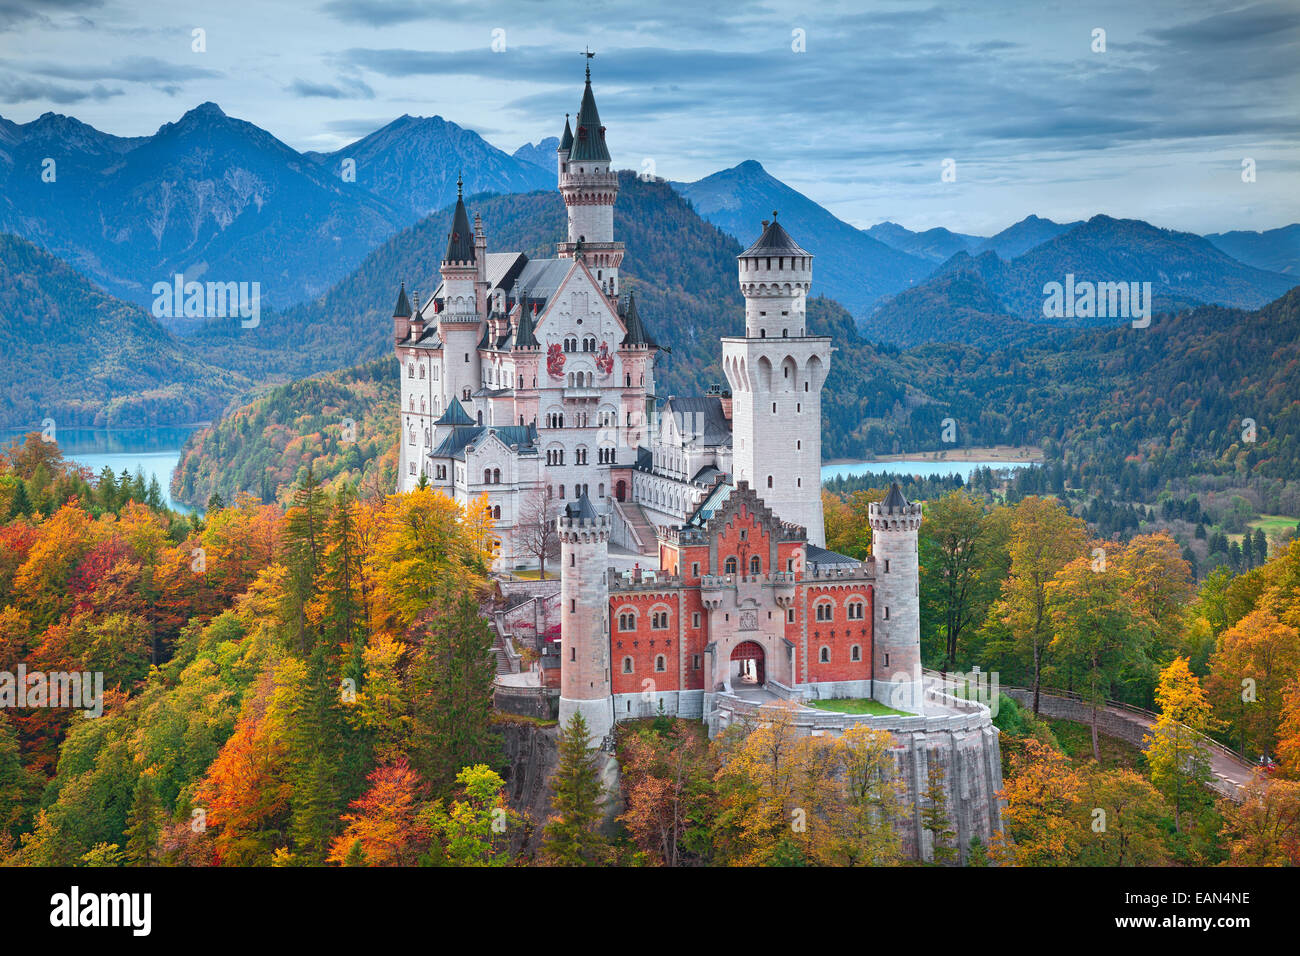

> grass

[
  {"left": 805, "top": 698, "right": 911, "bottom": 717},
  {"left": 1044, "top": 717, "right": 1144, "bottom": 772},
  {"left": 511, "top": 568, "right": 557, "bottom": 580}
]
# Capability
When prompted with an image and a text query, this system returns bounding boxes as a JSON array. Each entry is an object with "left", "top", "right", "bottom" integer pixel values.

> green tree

[
  {"left": 542, "top": 713, "right": 610, "bottom": 865},
  {"left": 123, "top": 772, "right": 162, "bottom": 866},
  {"left": 1145, "top": 658, "right": 1215, "bottom": 834},
  {"left": 920, "top": 761, "right": 957, "bottom": 864}
]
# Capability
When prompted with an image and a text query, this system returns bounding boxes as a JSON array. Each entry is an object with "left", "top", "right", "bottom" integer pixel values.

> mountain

[
  {"left": 512, "top": 136, "right": 560, "bottom": 172},
  {"left": 863, "top": 221, "right": 983, "bottom": 262},
  {"left": 0, "top": 104, "right": 410, "bottom": 314},
  {"left": 1204, "top": 224, "right": 1300, "bottom": 276},
  {"left": 672, "top": 160, "right": 933, "bottom": 315},
  {"left": 862, "top": 215, "right": 1298, "bottom": 348},
  {"left": 186, "top": 173, "right": 753, "bottom": 401},
  {"left": 309, "top": 115, "right": 553, "bottom": 218},
  {"left": 976, "top": 214, "right": 1081, "bottom": 259},
  {"left": 0, "top": 233, "right": 248, "bottom": 428}
]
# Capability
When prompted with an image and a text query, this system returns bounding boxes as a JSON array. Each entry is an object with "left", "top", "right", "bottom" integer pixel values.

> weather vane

[{"left": 582, "top": 46, "right": 595, "bottom": 79}]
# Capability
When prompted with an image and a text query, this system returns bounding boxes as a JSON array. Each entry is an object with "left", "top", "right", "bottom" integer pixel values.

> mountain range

[{"left": 0, "top": 105, "right": 550, "bottom": 314}]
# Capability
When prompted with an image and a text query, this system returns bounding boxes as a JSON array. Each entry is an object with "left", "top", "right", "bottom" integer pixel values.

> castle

[
  {"left": 393, "top": 63, "right": 926, "bottom": 738},
  {"left": 394, "top": 63, "right": 1003, "bottom": 859}
]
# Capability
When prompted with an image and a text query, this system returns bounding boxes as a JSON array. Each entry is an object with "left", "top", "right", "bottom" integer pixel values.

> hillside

[
  {"left": 1205, "top": 224, "right": 1300, "bottom": 276},
  {"left": 863, "top": 221, "right": 983, "bottom": 262},
  {"left": 672, "top": 160, "right": 933, "bottom": 314},
  {"left": 975, "top": 215, "right": 1081, "bottom": 259},
  {"left": 170, "top": 358, "right": 398, "bottom": 507},
  {"left": 0, "top": 233, "right": 249, "bottom": 428}
]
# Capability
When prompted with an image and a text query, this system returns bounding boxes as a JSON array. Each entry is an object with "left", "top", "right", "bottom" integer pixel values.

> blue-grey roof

[
  {"left": 434, "top": 398, "right": 475, "bottom": 426},
  {"left": 505, "top": 258, "right": 571, "bottom": 311},
  {"left": 804, "top": 545, "right": 862, "bottom": 570},
  {"left": 565, "top": 492, "right": 599, "bottom": 521},
  {"left": 661, "top": 396, "right": 732, "bottom": 447},
  {"left": 429, "top": 424, "right": 539, "bottom": 462}
]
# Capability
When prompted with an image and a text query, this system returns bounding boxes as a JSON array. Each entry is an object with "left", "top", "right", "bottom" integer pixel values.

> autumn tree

[
  {"left": 619, "top": 722, "right": 715, "bottom": 866},
  {"left": 1076, "top": 767, "right": 1170, "bottom": 866},
  {"left": 327, "top": 758, "right": 430, "bottom": 866},
  {"left": 985, "top": 496, "right": 1087, "bottom": 714},
  {"left": 1219, "top": 776, "right": 1300, "bottom": 866},
  {"left": 1204, "top": 608, "right": 1300, "bottom": 758},
  {"left": 831, "top": 724, "right": 904, "bottom": 866},
  {"left": 992, "top": 736, "right": 1084, "bottom": 866},
  {"left": 1144, "top": 657, "right": 1215, "bottom": 834},
  {"left": 516, "top": 488, "right": 561, "bottom": 578},
  {"left": 543, "top": 712, "right": 610, "bottom": 865}
]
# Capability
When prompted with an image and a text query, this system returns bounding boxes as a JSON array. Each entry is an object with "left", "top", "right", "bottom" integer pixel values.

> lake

[
  {"left": 821, "top": 459, "right": 1039, "bottom": 482},
  {"left": 0, "top": 425, "right": 205, "bottom": 512}
]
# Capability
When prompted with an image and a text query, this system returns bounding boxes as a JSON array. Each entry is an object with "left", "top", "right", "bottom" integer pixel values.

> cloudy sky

[{"left": 1, "top": 0, "right": 1297, "bottom": 234}]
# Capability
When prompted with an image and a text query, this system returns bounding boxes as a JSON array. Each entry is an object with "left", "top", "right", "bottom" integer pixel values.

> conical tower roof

[
  {"left": 569, "top": 66, "right": 610, "bottom": 162},
  {"left": 559, "top": 113, "right": 573, "bottom": 152},
  {"left": 443, "top": 174, "right": 475, "bottom": 263},
  {"left": 392, "top": 282, "right": 411, "bottom": 317},
  {"left": 739, "top": 212, "right": 809, "bottom": 258},
  {"left": 620, "top": 289, "right": 656, "bottom": 347}
]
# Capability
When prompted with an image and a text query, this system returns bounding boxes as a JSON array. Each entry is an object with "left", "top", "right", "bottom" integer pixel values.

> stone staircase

[
  {"left": 491, "top": 631, "right": 512, "bottom": 676},
  {"left": 614, "top": 499, "right": 658, "bottom": 556}
]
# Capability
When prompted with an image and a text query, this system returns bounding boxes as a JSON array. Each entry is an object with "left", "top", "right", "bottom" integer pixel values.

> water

[
  {"left": 0, "top": 425, "right": 206, "bottom": 512},
  {"left": 821, "top": 458, "right": 1039, "bottom": 482}
]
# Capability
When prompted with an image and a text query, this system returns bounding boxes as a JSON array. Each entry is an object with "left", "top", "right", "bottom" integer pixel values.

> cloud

[
  {"left": 0, "top": 0, "right": 101, "bottom": 32},
  {"left": 0, "top": 73, "right": 122, "bottom": 104},
  {"left": 28, "top": 55, "right": 223, "bottom": 84},
  {"left": 287, "top": 77, "right": 376, "bottom": 99},
  {"left": 318, "top": 0, "right": 470, "bottom": 27}
]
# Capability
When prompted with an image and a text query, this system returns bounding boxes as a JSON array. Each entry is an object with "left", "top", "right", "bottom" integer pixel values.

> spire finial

[
  {"left": 456, "top": 171, "right": 463, "bottom": 200},
  {"left": 582, "top": 46, "right": 595, "bottom": 80}
]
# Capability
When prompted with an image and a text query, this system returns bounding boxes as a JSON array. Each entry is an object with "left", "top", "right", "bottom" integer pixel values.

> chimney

[{"left": 720, "top": 388, "right": 733, "bottom": 420}]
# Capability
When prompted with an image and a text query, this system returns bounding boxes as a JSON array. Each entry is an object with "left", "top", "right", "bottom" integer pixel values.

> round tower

[
  {"left": 438, "top": 174, "right": 483, "bottom": 414},
  {"left": 557, "top": 60, "right": 623, "bottom": 298},
  {"left": 557, "top": 494, "right": 614, "bottom": 743},
  {"left": 722, "top": 214, "right": 830, "bottom": 546},
  {"left": 869, "top": 483, "right": 924, "bottom": 712}
]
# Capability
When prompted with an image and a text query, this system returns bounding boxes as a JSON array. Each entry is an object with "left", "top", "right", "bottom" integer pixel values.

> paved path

[{"left": 1003, "top": 687, "right": 1254, "bottom": 801}]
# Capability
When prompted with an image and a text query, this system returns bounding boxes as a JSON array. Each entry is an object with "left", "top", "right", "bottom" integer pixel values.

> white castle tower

[
  {"left": 722, "top": 214, "right": 830, "bottom": 546},
  {"left": 437, "top": 175, "right": 484, "bottom": 414},
  {"left": 557, "top": 494, "right": 614, "bottom": 742},
  {"left": 557, "top": 56, "right": 622, "bottom": 298},
  {"left": 869, "top": 483, "right": 923, "bottom": 710}
]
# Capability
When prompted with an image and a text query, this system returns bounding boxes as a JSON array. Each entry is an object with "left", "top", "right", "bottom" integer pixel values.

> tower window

[
  {"left": 851, "top": 645, "right": 862, "bottom": 662},
  {"left": 819, "top": 646, "right": 830, "bottom": 663},
  {"left": 767, "top": 475, "right": 773, "bottom": 488},
  {"left": 884, "top": 606, "right": 890, "bottom": 620},
  {"left": 623, "top": 657, "right": 634, "bottom": 674},
  {"left": 724, "top": 556, "right": 737, "bottom": 575},
  {"left": 655, "top": 655, "right": 666, "bottom": 673}
]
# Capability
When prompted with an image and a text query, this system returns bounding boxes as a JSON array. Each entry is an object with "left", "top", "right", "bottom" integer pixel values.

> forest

[{"left": 3, "top": 431, "right": 1299, "bottom": 866}]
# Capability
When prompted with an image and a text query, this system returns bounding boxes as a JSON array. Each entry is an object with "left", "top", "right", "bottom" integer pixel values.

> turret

[
  {"left": 557, "top": 59, "right": 623, "bottom": 298},
  {"left": 556, "top": 113, "right": 573, "bottom": 183},
  {"left": 722, "top": 215, "right": 829, "bottom": 546},
  {"left": 868, "top": 484, "right": 923, "bottom": 712},
  {"left": 557, "top": 493, "right": 614, "bottom": 743},
  {"left": 392, "top": 281, "right": 412, "bottom": 343},
  {"left": 438, "top": 174, "right": 483, "bottom": 412}
]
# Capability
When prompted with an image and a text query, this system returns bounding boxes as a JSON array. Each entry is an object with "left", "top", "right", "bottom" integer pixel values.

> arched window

[
  {"left": 724, "top": 556, "right": 737, "bottom": 575},
  {"left": 819, "top": 646, "right": 830, "bottom": 663},
  {"left": 767, "top": 475, "right": 773, "bottom": 488},
  {"left": 749, "top": 555, "right": 761, "bottom": 575},
  {"left": 850, "top": 645, "right": 862, "bottom": 662},
  {"left": 493, "top": 468, "right": 501, "bottom": 484},
  {"left": 816, "top": 601, "right": 833, "bottom": 622},
  {"left": 619, "top": 611, "right": 637, "bottom": 632},
  {"left": 622, "top": 657, "right": 634, "bottom": 674},
  {"left": 492, "top": 505, "right": 501, "bottom": 520},
  {"left": 484, "top": 469, "right": 491, "bottom": 484},
  {"left": 655, "top": 655, "right": 666, "bottom": 673}
]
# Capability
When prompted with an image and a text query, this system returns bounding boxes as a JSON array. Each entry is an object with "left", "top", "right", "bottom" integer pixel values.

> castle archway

[
  {"left": 731, "top": 640, "right": 765, "bottom": 686},
  {"left": 616, "top": 480, "right": 627, "bottom": 502}
]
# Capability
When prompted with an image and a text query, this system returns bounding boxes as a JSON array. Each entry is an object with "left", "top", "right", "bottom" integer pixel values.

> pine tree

[
  {"left": 282, "top": 464, "right": 330, "bottom": 655},
  {"left": 966, "top": 835, "right": 989, "bottom": 867},
  {"left": 542, "top": 713, "right": 609, "bottom": 865},
  {"left": 409, "top": 584, "right": 499, "bottom": 792},
  {"left": 920, "top": 761, "right": 957, "bottom": 864},
  {"left": 123, "top": 773, "right": 161, "bottom": 866}
]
